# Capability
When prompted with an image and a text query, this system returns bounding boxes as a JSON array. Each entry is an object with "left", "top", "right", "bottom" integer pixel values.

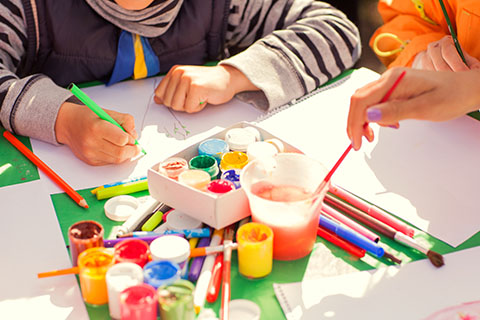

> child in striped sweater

[{"left": 1, "top": 0, "right": 360, "bottom": 165}]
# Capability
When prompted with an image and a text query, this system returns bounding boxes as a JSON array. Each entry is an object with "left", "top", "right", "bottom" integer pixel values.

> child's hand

[
  {"left": 55, "top": 102, "right": 140, "bottom": 166},
  {"left": 154, "top": 65, "right": 258, "bottom": 113},
  {"left": 347, "top": 67, "right": 480, "bottom": 150},
  {"left": 412, "top": 35, "right": 480, "bottom": 71}
]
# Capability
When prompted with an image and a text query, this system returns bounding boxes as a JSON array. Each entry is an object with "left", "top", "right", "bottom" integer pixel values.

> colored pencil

[
  {"left": 325, "top": 194, "right": 444, "bottom": 267},
  {"left": 190, "top": 243, "right": 238, "bottom": 257},
  {"left": 329, "top": 184, "right": 415, "bottom": 237},
  {"left": 317, "top": 226, "right": 365, "bottom": 258},
  {"left": 312, "top": 70, "right": 407, "bottom": 200},
  {"left": 38, "top": 266, "right": 79, "bottom": 278},
  {"left": 68, "top": 83, "right": 146, "bottom": 154},
  {"left": 322, "top": 203, "right": 380, "bottom": 243},
  {"left": 3, "top": 131, "right": 88, "bottom": 209}
]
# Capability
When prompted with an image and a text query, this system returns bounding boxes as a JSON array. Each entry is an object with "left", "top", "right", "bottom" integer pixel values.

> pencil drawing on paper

[{"left": 141, "top": 78, "right": 191, "bottom": 141}]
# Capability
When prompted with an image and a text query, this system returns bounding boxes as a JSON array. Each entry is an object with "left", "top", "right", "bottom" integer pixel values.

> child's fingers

[
  {"left": 426, "top": 41, "right": 450, "bottom": 71},
  {"left": 440, "top": 36, "right": 469, "bottom": 71},
  {"left": 105, "top": 109, "right": 138, "bottom": 139}
]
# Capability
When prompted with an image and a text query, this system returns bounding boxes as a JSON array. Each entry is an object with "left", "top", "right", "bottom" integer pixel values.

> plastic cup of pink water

[{"left": 240, "top": 153, "right": 329, "bottom": 260}]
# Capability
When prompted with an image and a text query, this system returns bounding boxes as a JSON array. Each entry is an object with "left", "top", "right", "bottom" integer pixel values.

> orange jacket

[{"left": 371, "top": 0, "right": 480, "bottom": 68}]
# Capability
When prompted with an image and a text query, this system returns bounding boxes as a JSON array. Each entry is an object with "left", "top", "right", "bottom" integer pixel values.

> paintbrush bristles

[{"left": 427, "top": 250, "right": 445, "bottom": 268}]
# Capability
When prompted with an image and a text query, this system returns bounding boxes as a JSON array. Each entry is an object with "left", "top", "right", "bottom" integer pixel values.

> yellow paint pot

[{"left": 236, "top": 222, "right": 273, "bottom": 278}]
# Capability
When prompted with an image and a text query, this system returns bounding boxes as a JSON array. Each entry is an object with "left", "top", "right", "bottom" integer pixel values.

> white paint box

[{"left": 147, "top": 122, "right": 301, "bottom": 229}]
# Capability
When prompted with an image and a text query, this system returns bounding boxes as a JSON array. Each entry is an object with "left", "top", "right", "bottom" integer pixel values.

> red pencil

[
  {"left": 3, "top": 131, "right": 88, "bottom": 209},
  {"left": 317, "top": 226, "right": 366, "bottom": 258},
  {"left": 329, "top": 184, "right": 414, "bottom": 237}
]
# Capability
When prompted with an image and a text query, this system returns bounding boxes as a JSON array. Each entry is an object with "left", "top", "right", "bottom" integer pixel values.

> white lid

[
  {"left": 265, "top": 138, "right": 285, "bottom": 153},
  {"left": 150, "top": 235, "right": 190, "bottom": 263},
  {"left": 166, "top": 209, "right": 203, "bottom": 230},
  {"left": 246, "top": 141, "right": 278, "bottom": 161},
  {"left": 104, "top": 195, "right": 140, "bottom": 221},
  {"left": 106, "top": 262, "right": 144, "bottom": 290},
  {"left": 229, "top": 299, "right": 261, "bottom": 320},
  {"left": 225, "top": 128, "right": 257, "bottom": 152},
  {"left": 242, "top": 126, "right": 261, "bottom": 141}
]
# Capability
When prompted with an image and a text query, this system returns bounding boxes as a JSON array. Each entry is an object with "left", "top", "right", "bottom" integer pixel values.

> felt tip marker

[{"left": 319, "top": 215, "right": 384, "bottom": 258}]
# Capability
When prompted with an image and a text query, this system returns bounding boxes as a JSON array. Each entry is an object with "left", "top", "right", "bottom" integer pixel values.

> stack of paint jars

[
  {"left": 68, "top": 221, "right": 196, "bottom": 320},
  {"left": 157, "top": 126, "right": 285, "bottom": 196}
]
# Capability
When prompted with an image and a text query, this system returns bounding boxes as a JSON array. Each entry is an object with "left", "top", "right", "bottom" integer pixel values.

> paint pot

[
  {"left": 106, "top": 262, "right": 144, "bottom": 319},
  {"left": 229, "top": 299, "right": 261, "bottom": 320},
  {"left": 198, "top": 138, "right": 229, "bottom": 164},
  {"left": 68, "top": 220, "right": 104, "bottom": 267},
  {"left": 225, "top": 128, "right": 258, "bottom": 152},
  {"left": 189, "top": 155, "right": 219, "bottom": 179},
  {"left": 77, "top": 247, "right": 114, "bottom": 305},
  {"left": 246, "top": 141, "right": 278, "bottom": 162},
  {"left": 236, "top": 222, "right": 273, "bottom": 278},
  {"left": 120, "top": 283, "right": 158, "bottom": 320},
  {"left": 240, "top": 153, "right": 328, "bottom": 260},
  {"left": 158, "top": 279, "right": 196, "bottom": 320},
  {"left": 221, "top": 169, "right": 241, "bottom": 189},
  {"left": 265, "top": 138, "right": 285, "bottom": 153},
  {"left": 113, "top": 238, "right": 150, "bottom": 267},
  {"left": 206, "top": 179, "right": 235, "bottom": 195},
  {"left": 143, "top": 260, "right": 181, "bottom": 289},
  {"left": 177, "top": 169, "right": 211, "bottom": 190},
  {"left": 158, "top": 157, "right": 189, "bottom": 180},
  {"left": 220, "top": 151, "right": 249, "bottom": 172},
  {"left": 150, "top": 235, "right": 190, "bottom": 277},
  {"left": 104, "top": 195, "right": 140, "bottom": 222}
]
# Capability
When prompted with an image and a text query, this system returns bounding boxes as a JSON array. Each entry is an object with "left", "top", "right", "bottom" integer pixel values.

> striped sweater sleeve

[
  {"left": 220, "top": 0, "right": 361, "bottom": 110},
  {"left": 0, "top": 0, "right": 73, "bottom": 145}
]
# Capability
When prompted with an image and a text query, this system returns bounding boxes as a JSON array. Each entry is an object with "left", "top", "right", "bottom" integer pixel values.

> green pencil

[
  {"left": 68, "top": 83, "right": 146, "bottom": 154},
  {"left": 438, "top": 0, "right": 466, "bottom": 64}
]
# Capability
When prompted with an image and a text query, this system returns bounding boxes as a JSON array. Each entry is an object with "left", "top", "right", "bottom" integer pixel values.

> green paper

[{"left": 0, "top": 126, "right": 40, "bottom": 187}]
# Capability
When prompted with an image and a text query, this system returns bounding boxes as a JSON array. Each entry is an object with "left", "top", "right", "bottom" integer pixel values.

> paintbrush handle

[
  {"left": 394, "top": 232, "right": 428, "bottom": 255},
  {"left": 325, "top": 193, "right": 398, "bottom": 239}
]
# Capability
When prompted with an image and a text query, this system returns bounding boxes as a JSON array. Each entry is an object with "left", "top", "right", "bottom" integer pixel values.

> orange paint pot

[{"left": 78, "top": 247, "right": 114, "bottom": 305}]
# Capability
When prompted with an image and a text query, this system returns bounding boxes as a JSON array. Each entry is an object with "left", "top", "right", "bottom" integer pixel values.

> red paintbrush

[{"left": 312, "top": 70, "right": 407, "bottom": 199}]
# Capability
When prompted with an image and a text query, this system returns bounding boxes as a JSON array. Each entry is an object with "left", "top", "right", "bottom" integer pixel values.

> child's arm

[
  {"left": 370, "top": 0, "right": 446, "bottom": 68},
  {"left": 219, "top": 0, "right": 361, "bottom": 111},
  {"left": 0, "top": 0, "right": 139, "bottom": 165},
  {"left": 347, "top": 67, "right": 480, "bottom": 150}
]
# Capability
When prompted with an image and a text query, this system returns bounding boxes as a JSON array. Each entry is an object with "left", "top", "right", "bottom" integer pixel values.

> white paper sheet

[
  {"left": 258, "top": 68, "right": 480, "bottom": 247},
  {"left": 32, "top": 76, "right": 262, "bottom": 193},
  {"left": 0, "top": 180, "right": 88, "bottom": 319},
  {"left": 274, "top": 246, "right": 480, "bottom": 320}
]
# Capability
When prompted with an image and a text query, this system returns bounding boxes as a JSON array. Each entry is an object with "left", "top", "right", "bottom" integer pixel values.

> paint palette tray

[{"left": 147, "top": 121, "right": 301, "bottom": 229}]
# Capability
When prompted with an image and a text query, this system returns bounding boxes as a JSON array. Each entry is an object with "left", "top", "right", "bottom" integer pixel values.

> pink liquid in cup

[{"left": 250, "top": 182, "right": 319, "bottom": 261}]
